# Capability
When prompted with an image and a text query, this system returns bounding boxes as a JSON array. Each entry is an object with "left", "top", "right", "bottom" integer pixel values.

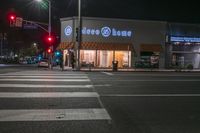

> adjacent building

[{"left": 58, "top": 17, "right": 200, "bottom": 69}]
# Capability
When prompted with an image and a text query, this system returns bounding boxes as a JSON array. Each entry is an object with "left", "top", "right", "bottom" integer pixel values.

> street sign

[
  {"left": 23, "top": 24, "right": 38, "bottom": 29},
  {"left": 15, "top": 17, "right": 23, "bottom": 27}
]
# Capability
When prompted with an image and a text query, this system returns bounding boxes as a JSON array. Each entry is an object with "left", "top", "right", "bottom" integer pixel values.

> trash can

[{"left": 112, "top": 61, "right": 118, "bottom": 71}]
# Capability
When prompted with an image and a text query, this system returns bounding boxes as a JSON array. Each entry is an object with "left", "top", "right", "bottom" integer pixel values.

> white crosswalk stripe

[
  {"left": 0, "top": 84, "right": 93, "bottom": 88},
  {"left": 0, "top": 75, "right": 89, "bottom": 78},
  {"left": 0, "top": 70, "right": 111, "bottom": 121},
  {"left": 0, "top": 92, "right": 99, "bottom": 98},
  {"left": 0, "top": 109, "right": 111, "bottom": 121},
  {"left": 0, "top": 78, "right": 90, "bottom": 82}
]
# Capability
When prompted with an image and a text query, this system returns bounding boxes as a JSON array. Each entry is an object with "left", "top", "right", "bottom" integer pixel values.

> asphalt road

[
  {"left": 89, "top": 72, "right": 200, "bottom": 133},
  {"left": 0, "top": 66, "right": 200, "bottom": 133}
]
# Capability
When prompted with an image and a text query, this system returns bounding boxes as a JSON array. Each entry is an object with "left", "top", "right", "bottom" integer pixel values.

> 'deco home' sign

[{"left": 65, "top": 26, "right": 133, "bottom": 38}]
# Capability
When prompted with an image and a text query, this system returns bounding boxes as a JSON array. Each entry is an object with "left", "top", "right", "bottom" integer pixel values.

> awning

[
  {"left": 57, "top": 42, "right": 133, "bottom": 51},
  {"left": 140, "top": 44, "right": 162, "bottom": 52},
  {"left": 80, "top": 42, "right": 133, "bottom": 50},
  {"left": 56, "top": 42, "right": 74, "bottom": 50}
]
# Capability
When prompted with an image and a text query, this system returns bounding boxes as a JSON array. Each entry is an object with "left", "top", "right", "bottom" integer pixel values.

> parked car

[
  {"left": 19, "top": 60, "right": 27, "bottom": 64},
  {"left": 38, "top": 59, "right": 49, "bottom": 67}
]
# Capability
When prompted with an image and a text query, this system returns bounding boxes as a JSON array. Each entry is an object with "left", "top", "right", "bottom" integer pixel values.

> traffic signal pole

[
  {"left": 76, "top": 0, "right": 81, "bottom": 71},
  {"left": 48, "top": 0, "right": 53, "bottom": 70}
]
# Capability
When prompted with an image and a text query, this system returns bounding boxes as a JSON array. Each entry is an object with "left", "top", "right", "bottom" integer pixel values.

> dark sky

[
  {"left": 0, "top": 0, "right": 199, "bottom": 42},
  {"left": 1, "top": 0, "right": 200, "bottom": 24}
]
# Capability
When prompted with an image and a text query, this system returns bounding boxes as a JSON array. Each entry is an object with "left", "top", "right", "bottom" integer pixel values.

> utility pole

[
  {"left": 76, "top": 0, "right": 82, "bottom": 70},
  {"left": 0, "top": 33, "right": 3, "bottom": 57}
]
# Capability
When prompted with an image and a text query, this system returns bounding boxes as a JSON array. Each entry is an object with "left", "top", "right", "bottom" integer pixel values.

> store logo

[
  {"left": 171, "top": 36, "right": 200, "bottom": 43},
  {"left": 64, "top": 26, "right": 72, "bottom": 36},
  {"left": 101, "top": 27, "right": 111, "bottom": 37}
]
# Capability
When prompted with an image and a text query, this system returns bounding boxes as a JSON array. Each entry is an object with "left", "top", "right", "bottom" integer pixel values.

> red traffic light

[
  {"left": 48, "top": 37, "right": 52, "bottom": 42},
  {"left": 47, "top": 48, "right": 52, "bottom": 54},
  {"left": 9, "top": 15, "right": 16, "bottom": 21},
  {"left": 46, "top": 36, "right": 54, "bottom": 43}
]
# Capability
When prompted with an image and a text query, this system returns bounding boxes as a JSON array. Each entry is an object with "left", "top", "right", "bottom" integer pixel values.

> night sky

[
  {"left": 1, "top": 0, "right": 199, "bottom": 24},
  {"left": 0, "top": 0, "right": 199, "bottom": 47}
]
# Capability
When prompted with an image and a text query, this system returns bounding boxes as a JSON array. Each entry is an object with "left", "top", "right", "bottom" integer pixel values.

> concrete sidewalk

[{"left": 52, "top": 66, "right": 200, "bottom": 72}]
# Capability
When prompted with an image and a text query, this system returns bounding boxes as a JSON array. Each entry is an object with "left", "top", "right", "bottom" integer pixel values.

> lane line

[
  {"left": 112, "top": 74, "right": 200, "bottom": 77},
  {"left": 91, "top": 79, "right": 200, "bottom": 82},
  {"left": 0, "top": 79, "right": 90, "bottom": 82},
  {"left": 101, "top": 94, "right": 200, "bottom": 97},
  {"left": 93, "top": 84, "right": 111, "bottom": 87},
  {"left": 0, "top": 84, "right": 93, "bottom": 88},
  {"left": 0, "top": 108, "right": 111, "bottom": 121},
  {"left": 0, "top": 92, "right": 99, "bottom": 98},
  {"left": 101, "top": 72, "right": 114, "bottom": 76}
]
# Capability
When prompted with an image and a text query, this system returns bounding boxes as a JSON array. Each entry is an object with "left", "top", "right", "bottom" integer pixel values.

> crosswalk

[{"left": 0, "top": 70, "right": 111, "bottom": 122}]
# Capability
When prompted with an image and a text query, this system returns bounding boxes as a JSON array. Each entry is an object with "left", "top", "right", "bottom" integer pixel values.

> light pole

[
  {"left": 35, "top": 0, "right": 52, "bottom": 69},
  {"left": 35, "top": 0, "right": 51, "bottom": 36},
  {"left": 76, "top": 0, "right": 81, "bottom": 70}
]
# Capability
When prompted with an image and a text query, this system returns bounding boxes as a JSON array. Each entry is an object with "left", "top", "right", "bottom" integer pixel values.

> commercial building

[
  {"left": 58, "top": 17, "right": 200, "bottom": 69},
  {"left": 165, "top": 23, "right": 200, "bottom": 69}
]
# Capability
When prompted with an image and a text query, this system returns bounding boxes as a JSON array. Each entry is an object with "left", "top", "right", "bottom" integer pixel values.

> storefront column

[
  {"left": 113, "top": 50, "right": 115, "bottom": 61},
  {"left": 95, "top": 50, "right": 97, "bottom": 67}
]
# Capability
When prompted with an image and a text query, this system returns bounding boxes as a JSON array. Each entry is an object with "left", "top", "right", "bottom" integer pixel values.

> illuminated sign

[
  {"left": 82, "top": 26, "right": 132, "bottom": 38},
  {"left": 64, "top": 26, "right": 73, "bottom": 36},
  {"left": 64, "top": 25, "right": 133, "bottom": 38},
  {"left": 101, "top": 27, "right": 111, "bottom": 37},
  {"left": 170, "top": 36, "right": 200, "bottom": 43}
]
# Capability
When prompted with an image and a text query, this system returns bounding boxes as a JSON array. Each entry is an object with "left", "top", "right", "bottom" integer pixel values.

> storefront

[
  {"left": 166, "top": 23, "right": 200, "bottom": 69},
  {"left": 58, "top": 17, "right": 166, "bottom": 69}
]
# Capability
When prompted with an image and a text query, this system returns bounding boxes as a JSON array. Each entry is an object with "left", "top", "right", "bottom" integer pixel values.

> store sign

[
  {"left": 64, "top": 26, "right": 73, "bottom": 36},
  {"left": 64, "top": 25, "right": 133, "bottom": 38},
  {"left": 170, "top": 36, "right": 200, "bottom": 43}
]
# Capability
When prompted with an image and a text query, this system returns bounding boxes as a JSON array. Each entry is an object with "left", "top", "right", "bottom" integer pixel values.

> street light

[
  {"left": 35, "top": 0, "right": 52, "bottom": 69},
  {"left": 33, "top": 43, "right": 37, "bottom": 47},
  {"left": 35, "top": 0, "right": 51, "bottom": 36},
  {"left": 77, "top": 0, "right": 81, "bottom": 70}
]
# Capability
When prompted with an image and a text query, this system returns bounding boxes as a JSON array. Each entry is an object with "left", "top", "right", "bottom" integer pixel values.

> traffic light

[
  {"left": 9, "top": 15, "right": 16, "bottom": 21},
  {"left": 9, "top": 14, "right": 16, "bottom": 27},
  {"left": 46, "top": 35, "right": 54, "bottom": 44},
  {"left": 47, "top": 47, "right": 52, "bottom": 54},
  {"left": 55, "top": 51, "right": 61, "bottom": 56},
  {"left": 48, "top": 36, "right": 52, "bottom": 42},
  {"left": 47, "top": 36, "right": 53, "bottom": 43},
  {"left": 76, "top": 28, "right": 79, "bottom": 42}
]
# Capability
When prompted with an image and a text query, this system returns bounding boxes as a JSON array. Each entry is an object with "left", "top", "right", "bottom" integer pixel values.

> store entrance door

[
  {"left": 63, "top": 50, "right": 70, "bottom": 67},
  {"left": 115, "top": 51, "right": 131, "bottom": 68}
]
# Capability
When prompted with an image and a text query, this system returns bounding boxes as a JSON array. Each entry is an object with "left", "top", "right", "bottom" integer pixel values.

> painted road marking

[
  {"left": 93, "top": 79, "right": 200, "bottom": 82},
  {"left": 102, "top": 72, "right": 114, "bottom": 76},
  {"left": 0, "top": 92, "right": 99, "bottom": 98},
  {"left": 93, "top": 84, "right": 111, "bottom": 87},
  {"left": 0, "top": 109, "right": 111, "bottom": 121},
  {"left": 0, "top": 78, "right": 90, "bottom": 82},
  {"left": 0, "top": 74, "right": 87, "bottom": 76},
  {"left": 0, "top": 75, "right": 88, "bottom": 79},
  {"left": 101, "top": 94, "right": 200, "bottom": 97},
  {"left": 0, "top": 84, "right": 94, "bottom": 88},
  {"left": 113, "top": 74, "right": 200, "bottom": 77}
]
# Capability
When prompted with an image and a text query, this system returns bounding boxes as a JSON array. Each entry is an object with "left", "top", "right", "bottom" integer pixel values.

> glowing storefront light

[{"left": 171, "top": 36, "right": 200, "bottom": 43}]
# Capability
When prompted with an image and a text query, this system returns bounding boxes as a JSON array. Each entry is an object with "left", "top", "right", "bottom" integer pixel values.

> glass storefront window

[
  {"left": 115, "top": 51, "right": 131, "bottom": 68},
  {"left": 97, "top": 50, "right": 113, "bottom": 68},
  {"left": 80, "top": 50, "right": 96, "bottom": 67},
  {"left": 80, "top": 50, "right": 131, "bottom": 68}
]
